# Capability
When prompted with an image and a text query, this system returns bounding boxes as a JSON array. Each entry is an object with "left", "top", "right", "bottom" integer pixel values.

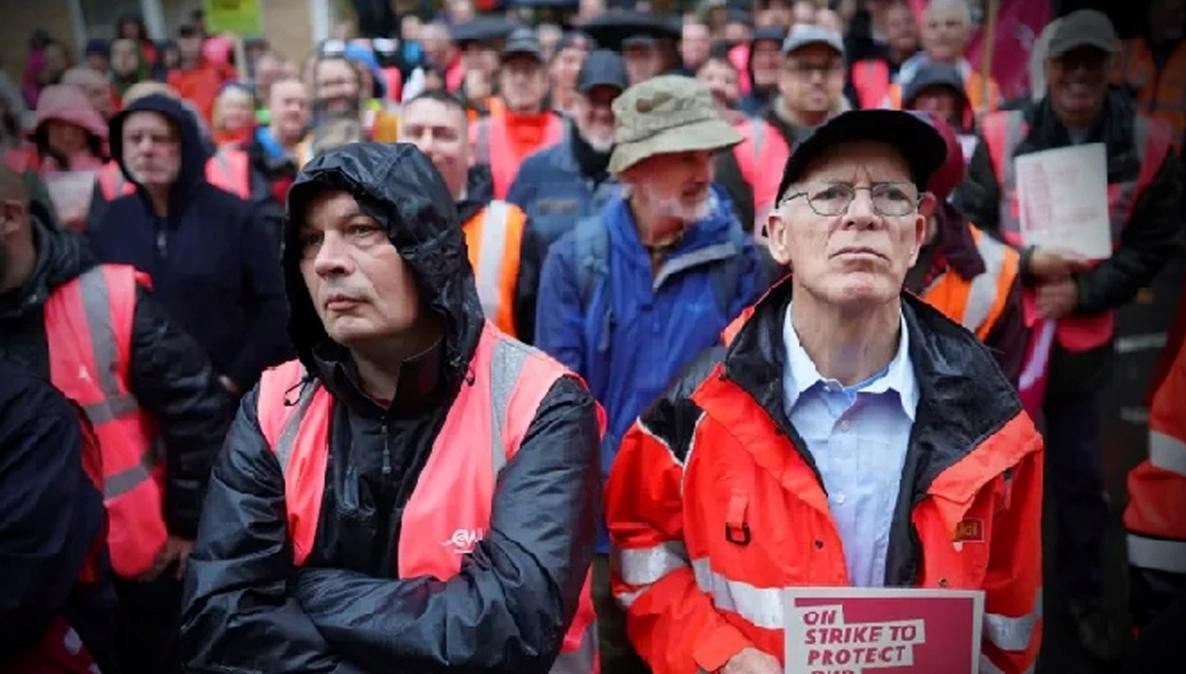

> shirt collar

[{"left": 782, "top": 302, "right": 919, "bottom": 420}]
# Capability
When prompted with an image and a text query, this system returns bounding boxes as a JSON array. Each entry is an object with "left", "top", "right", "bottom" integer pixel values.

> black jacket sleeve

[
  {"left": 0, "top": 369, "right": 104, "bottom": 657},
  {"left": 129, "top": 286, "right": 234, "bottom": 539},
  {"left": 292, "top": 376, "right": 599, "bottom": 673},
  {"left": 952, "top": 136, "right": 1003, "bottom": 235},
  {"left": 514, "top": 222, "right": 543, "bottom": 345},
  {"left": 180, "top": 390, "right": 359, "bottom": 674},
  {"left": 1074, "top": 151, "right": 1184, "bottom": 315},
  {"left": 981, "top": 275, "right": 1026, "bottom": 387},
  {"left": 225, "top": 204, "right": 292, "bottom": 391}
]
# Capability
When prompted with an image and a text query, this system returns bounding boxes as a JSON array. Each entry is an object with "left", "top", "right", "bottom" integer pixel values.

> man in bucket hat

[{"left": 535, "top": 74, "right": 769, "bottom": 673}]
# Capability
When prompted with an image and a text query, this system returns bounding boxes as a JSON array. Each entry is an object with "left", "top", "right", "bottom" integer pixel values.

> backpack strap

[{"left": 708, "top": 222, "right": 749, "bottom": 317}]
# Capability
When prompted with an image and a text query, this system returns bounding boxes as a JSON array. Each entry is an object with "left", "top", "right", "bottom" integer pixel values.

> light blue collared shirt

[{"left": 782, "top": 304, "right": 920, "bottom": 587}]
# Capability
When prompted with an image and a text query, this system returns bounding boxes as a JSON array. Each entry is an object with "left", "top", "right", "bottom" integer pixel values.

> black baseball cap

[
  {"left": 902, "top": 61, "right": 969, "bottom": 109},
  {"left": 502, "top": 27, "right": 545, "bottom": 62},
  {"left": 776, "top": 110, "right": 949, "bottom": 200},
  {"left": 577, "top": 49, "right": 628, "bottom": 93}
]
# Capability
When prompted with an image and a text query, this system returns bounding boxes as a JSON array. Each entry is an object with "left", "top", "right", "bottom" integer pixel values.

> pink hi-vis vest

[
  {"left": 981, "top": 109, "right": 1172, "bottom": 352},
  {"left": 44, "top": 265, "right": 168, "bottom": 578},
  {"left": 256, "top": 324, "right": 599, "bottom": 673}
]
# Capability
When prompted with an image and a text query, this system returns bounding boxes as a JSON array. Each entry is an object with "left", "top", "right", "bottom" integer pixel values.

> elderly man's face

[
  {"left": 572, "top": 85, "right": 618, "bottom": 152},
  {"left": 315, "top": 60, "right": 361, "bottom": 114},
  {"left": 501, "top": 55, "right": 548, "bottom": 111},
  {"left": 767, "top": 141, "right": 931, "bottom": 308},
  {"left": 297, "top": 191, "right": 423, "bottom": 348},
  {"left": 624, "top": 150, "right": 716, "bottom": 223},
  {"left": 1045, "top": 46, "right": 1111, "bottom": 128},
  {"left": 121, "top": 111, "right": 182, "bottom": 188},
  {"left": 922, "top": 3, "right": 970, "bottom": 63},
  {"left": 780, "top": 44, "right": 846, "bottom": 114}
]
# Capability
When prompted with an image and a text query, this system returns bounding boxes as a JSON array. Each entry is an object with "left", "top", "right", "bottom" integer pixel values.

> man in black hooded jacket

[
  {"left": 88, "top": 93, "right": 291, "bottom": 397},
  {"left": 181, "top": 143, "right": 600, "bottom": 673}
]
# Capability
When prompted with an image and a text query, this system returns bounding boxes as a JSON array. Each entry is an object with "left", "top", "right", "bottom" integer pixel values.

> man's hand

[
  {"left": 1028, "top": 248, "right": 1092, "bottom": 281},
  {"left": 1036, "top": 277, "right": 1080, "bottom": 320},
  {"left": 140, "top": 536, "right": 195, "bottom": 581},
  {"left": 720, "top": 647, "right": 782, "bottom": 674}
]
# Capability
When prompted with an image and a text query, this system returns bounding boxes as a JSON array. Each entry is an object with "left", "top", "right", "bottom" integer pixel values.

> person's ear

[
  {"left": 0, "top": 200, "right": 26, "bottom": 234},
  {"left": 766, "top": 209, "right": 793, "bottom": 266},
  {"left": 910, "top": 192, "right": 936, "bottom": 265}
]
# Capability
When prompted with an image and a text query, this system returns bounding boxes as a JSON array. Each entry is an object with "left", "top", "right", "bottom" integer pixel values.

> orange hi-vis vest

[
  {"left": 1124, "top": 338, "right": 1186, "bottom": 576},
  {"left": 43, "top": 265, "right": 167, "bottom": 579},
  {"left": 95, "top": 148, "right": 252, "bottom": 202},
  {"left": 1113, "top": 37, "right": 1186, "bottom": 154},
  {"left": 922, "top": 224, "right": 1021, "bottom": 341},
  {"left": 981, "top": 108, "right": 1172, "bottom": 351},
  {"left": 473, "top": 105, "right": 564, "bottom": 201},
  {"left": 732, "top": 117, "right": 791, "bottom": 225},
  {"left": 607, "top": 362, "right": 1044, "bottom": 674},
  {"left": 852, "top": 59, "right": 892, "bottom": 109},
  {"left": 255, "top": 325, "right": 599, "bottom": 673},
  {"left": 463, "top": 201, "right": 526, "bottom": 338}
]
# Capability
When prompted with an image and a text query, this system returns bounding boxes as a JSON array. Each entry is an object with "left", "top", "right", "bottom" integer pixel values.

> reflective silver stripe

[
  {"left": 488, "top": 339, "right": 532, "bottom": 477},
  {"left": 690, "top": 557, "right": 784, "bottom": 630},
  {"left": 104, "top": 442, "right": 157, "bottom": 498},
  {"left": 275, "top": 377, "right": 320, "bottom": 476},
  {"left": 652, "top": 242, "right": 737, "bottom": 290},
  {"left": 475, "top": 202, "right": 510, "bottom": 322},
  {"left": 998, "top": 111, "right": 1025, "bottom": 235},
  {"left": 549, "top": 621, "right": 597, "bottom": 674},
  {"left": 983, "top": 591, "right": 1042, "bottom": 652},
  {"left": 964, "top": 231, "right": 1008, "bottom": 334},
  {"left": 83, "top": 393, "right": 139, "bottom": 425},
  {"left": 78, "top": 267, "right": 140, "bottom": 422},
  {"left": 1127, "top": 533, "right": 1186, "bottom": 574},
  {"left": 1149, "top": 430, "right": 1186, "bottom": 477},
  {"left": 979, "top": 653, "right": 1034, "bottom": 674},
  {"left": 615, "top": 541, "right": 689, "bottom": 586},
  {"left": 614, "top": 587, "right": 645, "bottom": 610},
  {"left": 749, "top": 116, "right": 765, "bottom": 161},
  {"left": 212, "top": 150, "right": 231, "bottom": 179}
]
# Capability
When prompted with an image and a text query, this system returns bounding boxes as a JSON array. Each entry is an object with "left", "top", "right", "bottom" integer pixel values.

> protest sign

[
  {"left": 1014, "top": 143, "right": 1112, "bottom": 260},
  {"left": 43, "top": 170, "right": 96, "bottom": 232},
  {"left": 783, "top": 587, "right": 984, "bottom": 674}
]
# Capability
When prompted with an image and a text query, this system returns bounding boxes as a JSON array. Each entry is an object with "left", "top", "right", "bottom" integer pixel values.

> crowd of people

[{"left": 1, "top": 0, "right": 1184, "bottom": 673}]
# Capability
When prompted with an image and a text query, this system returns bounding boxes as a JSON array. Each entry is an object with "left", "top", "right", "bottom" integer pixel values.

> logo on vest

[
  {"left": 78, "top": 365, "right": 92, "bottom": 382},
  {"left": 952, "top": 518, "right": 984, "bottom": 551},
  {"left": 441, "top": 528, "right": 486, "bottom": 555}
]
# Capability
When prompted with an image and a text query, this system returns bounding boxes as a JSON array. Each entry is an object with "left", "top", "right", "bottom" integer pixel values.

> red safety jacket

[
  {"left": 980, "top": 108, "right": 1172, "bottom": 352},
  {"left": 463, "top": 201, "right": 526, "bottom": 338},
  {"left": 255, "top": 325, "right": 599, "bottom": 672},
  {"left": 472, "top": 104, "right": 564, "bottom": 201},
  {"left": 95, "top": 148, "right": 252, "bottom": 202},
  {"left": 612, "top": 283, "right": 1044, "bottom": 674},
  {"left": 43, "top": 264, "right": 167, "bottom": 579}
]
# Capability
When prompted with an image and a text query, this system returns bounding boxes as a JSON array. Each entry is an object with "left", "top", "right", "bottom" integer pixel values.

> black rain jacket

[
  {"left": 181, "top": 143, "right": 599, "bottom": 673},
  {"left": 0, "top": 221, "right": 232, "bottom": 539}
]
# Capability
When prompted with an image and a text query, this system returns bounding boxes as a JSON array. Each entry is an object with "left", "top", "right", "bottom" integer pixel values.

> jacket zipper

[{"left": 382, "top": 421, "right": 393, "bottom": 479}]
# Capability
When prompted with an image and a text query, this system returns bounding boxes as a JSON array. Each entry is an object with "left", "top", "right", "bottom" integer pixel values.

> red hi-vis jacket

[
  {"left": 980, "top": 108, "right": 1172, "bottom": 352},
  {"left": 607, "top": 282, "right": 1043, "bottom": 674},
  {"left": 471, "top": 102, "right": 564, "bottom": 201},
  {"left": 95, "top": 148, "right": 252, "bottom": 202},
  {"left": 1125, "top": 337, "right": 1186, "bottom": 576},
  {"left": 44, "top": 265, "right": 167, "bottom": 579},
  {"left": 255, "top": 325, "right": 600, "bottom": 673}
]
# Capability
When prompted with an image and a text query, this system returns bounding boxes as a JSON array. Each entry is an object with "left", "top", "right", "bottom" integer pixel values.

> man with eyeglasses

[
  {"left": 764, "top": 24, "right": 850, "bottom": 150},
  {"left": 607, "top": 109, "right": 1043, "bottom": 674}
]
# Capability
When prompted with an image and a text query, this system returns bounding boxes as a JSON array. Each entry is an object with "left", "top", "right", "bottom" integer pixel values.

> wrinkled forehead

[{"left": 798, "top": 140, "right": 912, "bottom": 185}]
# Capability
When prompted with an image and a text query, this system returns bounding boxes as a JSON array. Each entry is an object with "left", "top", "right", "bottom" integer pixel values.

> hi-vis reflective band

[
  {"left": 550, "top": 621, "right": 597, "bottom": 674},
  {"left": 980, "top": 653, "right": 1035, "bottom": 674},
  {"left": 475, "top": 201, "right": 510, "bottom": 321},
  {"left": 615, "top": 541, "right": 689, "bottom": 586},
  {"left": 982, "top": 590, "right": 1042, "bottom": 652},
  {"left": 691, "top": 557, "right": 784, "bottom": 630},
  {"left": 78, "top": 267, "right": 155, "bottom": 498},
  {"left": 964, "top": 233, "right": 1008, "bottom": 334},
  {"left": 1127, "top": 533, "right": 1186, "bottom": 574},
  {"left": 1149, "top": 431, "right": 1186, "bottom": 477}
]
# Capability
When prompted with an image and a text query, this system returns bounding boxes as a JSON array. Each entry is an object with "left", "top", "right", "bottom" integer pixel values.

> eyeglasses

[{"left": 781, "top": 182, "right": 920, "bottom": 217}]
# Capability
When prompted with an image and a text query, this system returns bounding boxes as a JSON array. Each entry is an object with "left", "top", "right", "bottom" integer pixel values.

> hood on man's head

[
  {"left": 284, "top": 142, "right": 485, "bottom": 387},
  {"left": 108, "top": 93, "right": 210, "bottom": 191}
]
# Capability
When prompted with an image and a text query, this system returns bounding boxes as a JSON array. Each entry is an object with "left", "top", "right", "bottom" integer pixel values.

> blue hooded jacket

[{"left": 535, "top": 189, "right": 766, "bottom": 550}]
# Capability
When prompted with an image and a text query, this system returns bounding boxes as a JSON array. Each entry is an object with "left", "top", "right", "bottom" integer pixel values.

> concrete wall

[{"left": 1, "top": 0, "right": 78, "bottom": 87}]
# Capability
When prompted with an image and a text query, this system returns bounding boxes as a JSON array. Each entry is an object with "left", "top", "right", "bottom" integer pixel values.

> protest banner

[
  {"left": 1015, "top": 143, "right": 1112, "bottom": 260},
  {"left": 783, "top": 587, "right": 984, "bottom": 674}
]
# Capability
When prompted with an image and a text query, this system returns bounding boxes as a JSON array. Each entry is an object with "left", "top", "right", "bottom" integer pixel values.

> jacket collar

[{"left": 312, "top": 336, "right": 445, "bottom": 420}]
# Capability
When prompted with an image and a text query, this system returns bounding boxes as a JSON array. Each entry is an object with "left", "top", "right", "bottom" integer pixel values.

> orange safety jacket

[
  {"left": 1124, "top": 337, "right": 1186, "bottom": 576},
  {"left": 463, "top": 201, "right": 526, "bottom": 338},
  {"left": 612, "top": 286, "right": 1044, "bottom": 674},
  {"left": 254, "top": 324, "right": 599, "bottom": 673},
  {"left": 43, "top": 264, "right": 167, "bottom": 579},
  {"left": 472, "top": 105, "right": 564, "bottom": 201},
  {"left": 922, "top": 224, "right": 1021, "bottom": 341},
  {"left": 980, "top": 108, "right": 1172, "bottom": 352},
  {"left": 1112, "top": 37, "right": 1186, "bottom": 154},
  {"left": 95, "top": 148, "right": 252, "bottom": 202},
  {"left": 852, "top": 59, "right": 892, "bottom": 110},
  {"left": 731, "top": 116, "right": 791, "bottom": 225}
]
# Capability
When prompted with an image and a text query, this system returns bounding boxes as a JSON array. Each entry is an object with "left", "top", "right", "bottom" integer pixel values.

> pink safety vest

[
  {"left": 732, "top": 116, "right": 791, "bottom": 226},
  {"left": 256, "top": 324, "right": 600, "bottom": 673},
  {"left": 473, "top": 109, "right": 564, "bottom": 201}
]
